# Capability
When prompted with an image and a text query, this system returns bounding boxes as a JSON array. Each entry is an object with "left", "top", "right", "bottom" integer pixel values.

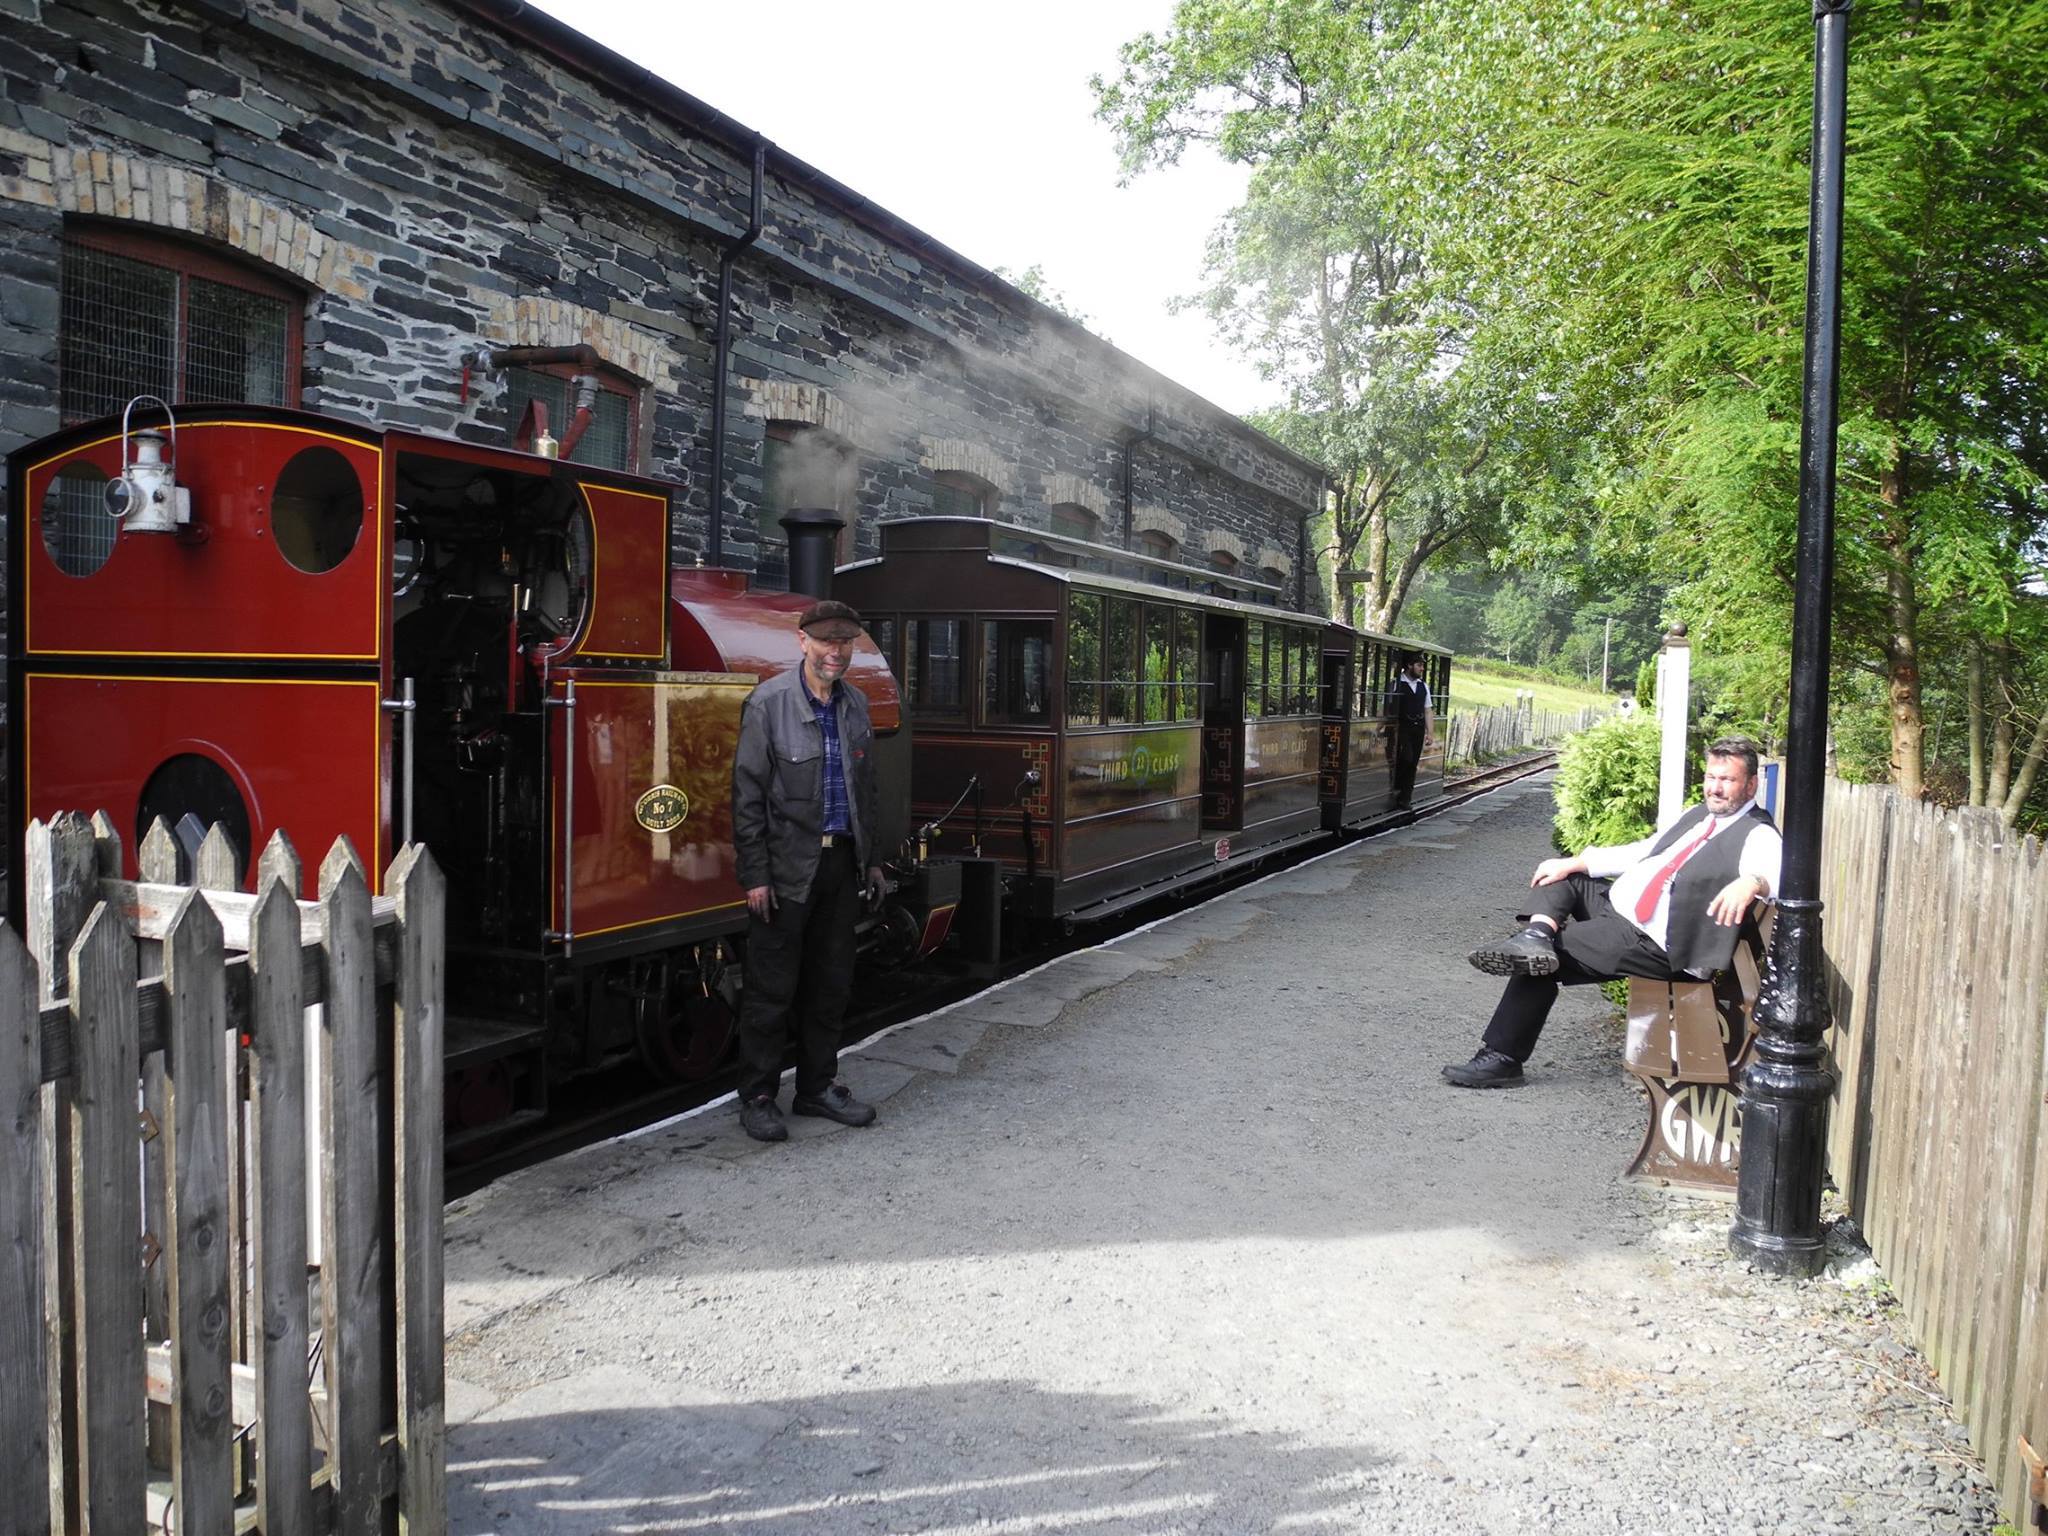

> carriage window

[
  {"left": 1297, "top": 632, "right": 1317, "bottom": 714},
  {"left": 905, "top": 617, "right": 965, "bottom": 717},
  {"left": 1067, "top": 593, "right": 1102, "bottom": 727},
  {"left": 1267, "top": 628, "right": 1291, "bottom": 716},
  {"left": 1174, "top": 609, "right": 1201, "bottom": 721},
  {"left": 981, "top": 619, "right": 1052, "bottom": 726},
  {"left": 1104, "top": 598, "right": 1139, "bottom": 726},
  {"left": 1245, "top": 620, "right": 1266, "bottom": 720},
  {"left": 1141, "top": 607, "right": 1173, "bottom": 722},
  {"left": 870, "top": 616, "right": 898, "bottom": 675}
]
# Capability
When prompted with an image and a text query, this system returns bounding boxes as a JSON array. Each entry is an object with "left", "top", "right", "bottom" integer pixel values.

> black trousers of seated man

[
  {"left": 1482, "top": 871, "right": 1681, "bottom": 1063},
  {"left": 737, "top": 842, "right": 859, "bottom": 1103}
]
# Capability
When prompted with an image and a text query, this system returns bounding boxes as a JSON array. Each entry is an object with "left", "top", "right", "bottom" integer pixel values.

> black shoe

[
  {"left": 1442, "top": 1048, "right": 1526, "bottom": 1089},
  {"left": 792, "top": 1082, "right": 877, "bottom": 1127},
  {"left": 739, "top": 1094, "right": 788, "bottom": 1142},
  {"left": 1467, "top": 926, "right": 1559, "bottom": 977}
]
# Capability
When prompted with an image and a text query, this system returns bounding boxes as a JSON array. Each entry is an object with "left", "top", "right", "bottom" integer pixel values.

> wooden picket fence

[
  {"left": 1819, "top": 780, "right": 2048, "bottom": 1531},
  {"left": 1445, "top": 698, "right": 1604, "bottom": 768},
  {"left": 0, "top": 811, "right": 446, "bottom": 1535}
]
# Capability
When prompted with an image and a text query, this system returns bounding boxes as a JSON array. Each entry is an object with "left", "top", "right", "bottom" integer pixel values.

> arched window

[
  {"left": 1260, "top": 565, "right": 1288, "bottom": 589},
  {"left": 1138, "top": 530, "right": 1176, "bottom": 562},
  {"left": 60, "top": 223, "right": 303, "bottom": 423},
  {"left": 1050, "top": 503, "right": 1098, "bottom": 542},
  {"left": 1208, "top": 549, "right": 1239, "bottom": 575},
  {"left": 932, "top": 469, "right": 995, "bottom": 519}
]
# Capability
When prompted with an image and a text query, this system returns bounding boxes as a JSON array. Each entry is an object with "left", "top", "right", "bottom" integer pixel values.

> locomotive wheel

[{"left": 637, "top": 990, "right": 736, "bottom": 1084}]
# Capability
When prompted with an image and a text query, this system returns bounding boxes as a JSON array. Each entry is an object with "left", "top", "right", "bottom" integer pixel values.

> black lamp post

[{"left": 1730, "top": 0, "right": 1853, "bottom": 1276}]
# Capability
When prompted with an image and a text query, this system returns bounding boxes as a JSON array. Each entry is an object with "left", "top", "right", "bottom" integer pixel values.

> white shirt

[{"left": 1590, "top": 797, "right": 1782, "bottom": 961}]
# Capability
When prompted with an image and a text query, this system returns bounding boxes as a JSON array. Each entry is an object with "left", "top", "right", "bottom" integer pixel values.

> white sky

[{"left": 526, "top": 0, "right": 1273, "bottom": 418}]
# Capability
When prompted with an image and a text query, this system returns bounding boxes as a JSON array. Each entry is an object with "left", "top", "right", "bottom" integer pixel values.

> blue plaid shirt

[{"left": 808, "top": 682, "right": 852, "bottom": 836}]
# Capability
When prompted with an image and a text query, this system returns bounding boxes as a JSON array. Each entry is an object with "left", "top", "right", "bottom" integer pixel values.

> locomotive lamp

[{"left": 104, "top": 395, "right": 191, "bottom": 533}]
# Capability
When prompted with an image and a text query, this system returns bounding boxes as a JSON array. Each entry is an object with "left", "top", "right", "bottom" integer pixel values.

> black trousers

[
  {"left": 1481, "top": 872, "right": 1678, "bottom": 1063},
  {"left": 1391, "top": 721, "right": 1424, "bottom": 806},
  {"left": 737, "top": 843, "right": 859, "bottom": 1101}
]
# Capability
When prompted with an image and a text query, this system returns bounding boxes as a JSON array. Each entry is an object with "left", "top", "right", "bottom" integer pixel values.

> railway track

[{"left": 446, "top": 748, "right": 1559, "bottom": 1197}]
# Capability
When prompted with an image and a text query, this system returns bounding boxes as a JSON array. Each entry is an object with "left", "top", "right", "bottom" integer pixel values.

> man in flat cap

[{"left": 730, "top": 599, "right": 886, "bottom": 1141}]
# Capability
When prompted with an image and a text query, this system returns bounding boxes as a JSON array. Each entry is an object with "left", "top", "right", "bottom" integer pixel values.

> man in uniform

[
  {"left": 1443, "top": 737, "right": 1781, "bottom": 1089},
  {"left": 731, "top": 599, "right": 887, "bottom": 1141},
  {"left": 1386, "top": 654, "right": 1432, "bottom": 810}
]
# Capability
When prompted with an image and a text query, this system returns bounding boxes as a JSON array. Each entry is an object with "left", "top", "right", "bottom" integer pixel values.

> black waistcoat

[
  {"left": 1642, "top": 802, "right": 1777, "bottom": 974},
  {"left": 1387, "top": 678, "right": 1428, "bottom": 726}
]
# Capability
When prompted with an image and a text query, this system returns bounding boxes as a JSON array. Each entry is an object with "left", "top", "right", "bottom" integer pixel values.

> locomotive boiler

[{"left": 6, "top": 401, "right": 955, "bottom": 1147}]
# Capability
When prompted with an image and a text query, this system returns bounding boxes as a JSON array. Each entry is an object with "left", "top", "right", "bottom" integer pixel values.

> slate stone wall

[{"left": 0, "top": 0, "right": 1327, "bottom": 610}]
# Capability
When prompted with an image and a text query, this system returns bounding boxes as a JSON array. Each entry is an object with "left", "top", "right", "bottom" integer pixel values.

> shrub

[{"left": 1553, "top": 714, "right": 1661, "bottom": 854}]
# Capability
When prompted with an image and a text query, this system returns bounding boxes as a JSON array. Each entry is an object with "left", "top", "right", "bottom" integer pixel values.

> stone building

[{"left": 0, "top": 0, "right": 1327, "bottom": 607}]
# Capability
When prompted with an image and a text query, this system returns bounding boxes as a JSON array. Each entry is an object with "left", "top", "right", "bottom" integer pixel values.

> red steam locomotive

[{"left": 5, "top": 401, "right": 954, "bottom": 1145}]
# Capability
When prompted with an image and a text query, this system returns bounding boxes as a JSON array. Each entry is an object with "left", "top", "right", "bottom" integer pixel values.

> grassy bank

[{"left": 1452, "top": 663, "right": 1617, "bottom": 715}]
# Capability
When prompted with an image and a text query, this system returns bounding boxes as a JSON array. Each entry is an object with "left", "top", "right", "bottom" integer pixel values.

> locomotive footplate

[{"left": 444, "top": 1013, "right": 549, "bottom": 1152}]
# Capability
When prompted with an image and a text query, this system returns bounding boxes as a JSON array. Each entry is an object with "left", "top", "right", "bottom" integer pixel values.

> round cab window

[
  {"left": 272, "top": 445, "right": 364, "bottom": 574},
  {"left": 41, "top": 460, "right": 117, "bottom": 577}
]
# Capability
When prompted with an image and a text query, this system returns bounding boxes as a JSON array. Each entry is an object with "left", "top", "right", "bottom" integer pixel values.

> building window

[
  {"left": 1209, "top": 549, "right": 1238, "bottom": 575},
  {"left": 60, "top": 225, "right": 302, "bottom": 424},
  {"left": 1259, "top": 565, "right": 1288, "bottom": 590},
  {"left": 1050, "top": 503, "right": 1097, "bottom": 542},
  {"left": 502, "top": 364, "right": 642, "bottom": 473},
  {"left": 1138, "top": 530, "right": 1176, "bottom": 561},
  {"left": 932, "top": 470, "right": 994, "bottom": 519}
]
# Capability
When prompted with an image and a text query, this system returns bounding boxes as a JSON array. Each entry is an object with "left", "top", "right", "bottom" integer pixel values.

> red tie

[{"left": 1633, "top": 818, "right": 1715, "bottom": 924}]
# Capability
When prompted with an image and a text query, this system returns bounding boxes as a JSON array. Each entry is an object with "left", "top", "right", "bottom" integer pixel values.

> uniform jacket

[{"left": 731, "top": 665, "right": 878, "bottom": 903}]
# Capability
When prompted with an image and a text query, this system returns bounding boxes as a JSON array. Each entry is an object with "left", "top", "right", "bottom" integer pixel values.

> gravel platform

[{"left": 443, "top": 774, "right": 2004, "bottom": 1535}]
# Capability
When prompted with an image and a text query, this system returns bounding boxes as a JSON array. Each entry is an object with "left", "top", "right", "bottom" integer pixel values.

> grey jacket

[{"left": 732, "top": 665, "right": 878, "bottom": 902}]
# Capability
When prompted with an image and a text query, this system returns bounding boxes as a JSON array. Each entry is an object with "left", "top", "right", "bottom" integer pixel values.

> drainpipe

[
  {"left": 1297, "top": 508, "right": 1310, "bottom": 614},
  {"left": 709, "top": 139, "right": 767, "bottom": 567},
  {"left": 1120, "top": 402, "right": 1156, "bottom": 551}
]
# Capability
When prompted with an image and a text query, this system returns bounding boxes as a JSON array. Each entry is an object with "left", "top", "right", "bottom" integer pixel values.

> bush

[{"left": 1553, "top": 714, "right": 1661, "bottom": 854}]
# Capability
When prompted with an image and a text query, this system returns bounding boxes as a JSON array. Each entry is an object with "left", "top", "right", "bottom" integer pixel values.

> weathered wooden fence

[
  {"left": 1445, "top": 698, "right": 1605, "bottom": 768},
  {"left": 1819, "top": 780, "right": 2048, "bottom": 1531},
  {"left": 0, "top": 811, "right": 446, "bottom": 1535}
]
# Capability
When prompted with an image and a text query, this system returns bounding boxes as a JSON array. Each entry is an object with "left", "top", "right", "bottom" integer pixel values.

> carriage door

[
  {"left": 1200, "top": 614, "right": 1245, "bottom": 832},
  {"left": 1318, "top": 642, "right": 1353, "bottom": 818}
]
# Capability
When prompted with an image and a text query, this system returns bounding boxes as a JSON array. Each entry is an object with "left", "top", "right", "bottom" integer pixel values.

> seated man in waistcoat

[{"left": 1443, "top": 736, "right": 1781, "bottom": 1089}]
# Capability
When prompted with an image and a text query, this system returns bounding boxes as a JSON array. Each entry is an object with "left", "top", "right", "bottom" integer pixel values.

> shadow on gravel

[{"left": 449, "top": 1380, "right": 1397, "bottom": 1535}]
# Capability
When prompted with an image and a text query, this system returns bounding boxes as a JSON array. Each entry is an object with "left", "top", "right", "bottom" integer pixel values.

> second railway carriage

[
  {"left": 836, "top": 516, "right": 1450, "bottom": 927},
  {"left": 1319, "top": 627, "right": 1453, "bottom": 830}
]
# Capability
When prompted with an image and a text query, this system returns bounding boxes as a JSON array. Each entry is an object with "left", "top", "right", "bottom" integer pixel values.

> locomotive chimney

[{"left": 780, "top": 507, "right": 845, "bottom": 600}]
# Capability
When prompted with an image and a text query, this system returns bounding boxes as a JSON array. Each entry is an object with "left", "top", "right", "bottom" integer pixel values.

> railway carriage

[
  {"left": 1319, "top": 626, "right": 1452, "bottom": 831},
  {"left": 836, "top": 516, "right": 1450, "bottom": 927}
]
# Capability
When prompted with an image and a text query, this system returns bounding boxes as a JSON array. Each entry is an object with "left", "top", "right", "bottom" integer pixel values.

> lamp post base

[{"left": 1729, "top": 1052, "right": 1834, "bottom": 1277}]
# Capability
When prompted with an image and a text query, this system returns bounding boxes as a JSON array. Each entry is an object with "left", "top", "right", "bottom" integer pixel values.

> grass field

[{"left": 1451, "top": 664, "right": 1618, "bottom": 714}]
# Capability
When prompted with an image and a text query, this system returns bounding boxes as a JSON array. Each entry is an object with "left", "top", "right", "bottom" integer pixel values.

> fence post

[
  {"left": 319, "top": 841, "right": 384, "bottom": 1536},
  {"left": 68, "top": 902, "right": 149, "bottom": 1531},
  {"left": 161, "top": 889, "right": 235, "bottom": 1532},
  {"left": 247, "top": 869, "right": 314, "bottom": 1534},
  {"left": 1657, "top": 622, "right": 1692, "bottom": 823},
  {"left": 0, "top": 922, "right": 49, "bottom": 1536},
  {"left": 391, "top": 844, "right": 448, "bottom": 1533},
  {"left": 138, "top": 818, "right": 178, "bottom": 1469},
  {"left": 27, "top": 812, "right": 97, "bottom": 1533}
]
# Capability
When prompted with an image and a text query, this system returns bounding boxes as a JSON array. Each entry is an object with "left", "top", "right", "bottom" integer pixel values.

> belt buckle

[{"left": 821, "top": 833, "right": 837, "bottom": 848}]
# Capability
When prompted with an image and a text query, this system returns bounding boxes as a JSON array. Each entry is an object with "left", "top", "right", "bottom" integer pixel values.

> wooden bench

[{"left": 1621, "top": 910, "right": 1773, "bottom": 1192}]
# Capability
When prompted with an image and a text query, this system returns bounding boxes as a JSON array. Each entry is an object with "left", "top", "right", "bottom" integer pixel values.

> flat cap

[{"left": 797, "top": 598, "right": 865, "bottom": 634}]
